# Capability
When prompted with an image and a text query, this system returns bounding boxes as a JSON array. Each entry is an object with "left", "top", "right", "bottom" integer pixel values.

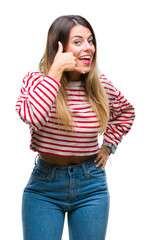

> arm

[
  {"left": 101, "top": 74, "right": 135, "bottom": 151},
  {"left": 15, "top": 72, "right": 61, "bottom": 131},
  {"left": 94, "top": 74, "right": 135, "bottom": 169},
  {"left": 16, "top": 42, "right": 85, "bottom": 131}
]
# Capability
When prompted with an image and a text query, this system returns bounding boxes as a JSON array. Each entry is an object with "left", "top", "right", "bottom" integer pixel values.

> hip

[{"left": 24, "top": 154, "right": 110, "bottom": 204}]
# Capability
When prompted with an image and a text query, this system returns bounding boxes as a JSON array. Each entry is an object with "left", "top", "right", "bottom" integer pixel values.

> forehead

[{"left": 69, "top": 25, "right": 92, "bottom": 38}]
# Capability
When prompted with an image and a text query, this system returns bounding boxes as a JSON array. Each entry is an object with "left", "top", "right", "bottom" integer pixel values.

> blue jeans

[{"left": 22, "top": 154, "right": 110, "bottom": 240}]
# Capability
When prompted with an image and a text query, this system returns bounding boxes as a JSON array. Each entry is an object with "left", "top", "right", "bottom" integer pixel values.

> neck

[{"left": 68, "top": 71, "right": 81, "bottom": 81}]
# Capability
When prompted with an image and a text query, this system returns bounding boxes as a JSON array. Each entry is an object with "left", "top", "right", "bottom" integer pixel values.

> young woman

[{"left": 16, "top": 15, "right": 135, "bottom": 240}]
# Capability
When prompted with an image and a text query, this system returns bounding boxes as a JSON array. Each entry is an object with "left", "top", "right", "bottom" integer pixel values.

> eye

[
  {"left": 88, "top": 39, "right": 94, "bottom": 44},
  {"left": 74, "top": 40, "right": 81, "bottom": 45}
]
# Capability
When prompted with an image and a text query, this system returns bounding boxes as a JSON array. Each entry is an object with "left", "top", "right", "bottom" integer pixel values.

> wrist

[
  {"left": 101, "top": 143, "right": 116, "bottom": 154},
  {"left": 47, "top": 63, "right": 63, "bottom": 83},
  {"left": 101, "top": 145, "right": 112, "bottom": 155}
]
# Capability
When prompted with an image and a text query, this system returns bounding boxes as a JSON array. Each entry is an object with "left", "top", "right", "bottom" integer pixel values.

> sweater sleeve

[
  {"left": 15, "top": 71, "right": 61, "bottom": 131},
  {"left": 100, "top": 74, "right": 135, "bottom": 152}
]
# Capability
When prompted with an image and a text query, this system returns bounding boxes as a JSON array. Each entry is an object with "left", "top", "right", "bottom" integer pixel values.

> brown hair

[
  {"left": 39, "top": 15, "right": 97, "bottom": 74},
  {"left": 39, "top": 15, "right": 109, "bottom": 134}
]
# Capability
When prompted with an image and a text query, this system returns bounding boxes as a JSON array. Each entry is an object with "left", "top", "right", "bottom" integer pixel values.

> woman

[{"left": 16, "top": 15, "right": 135, "bottom": 240}]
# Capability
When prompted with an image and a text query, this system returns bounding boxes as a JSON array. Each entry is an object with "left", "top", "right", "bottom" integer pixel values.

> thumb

[{"left": 57, "top": 41, "right": 63, "bottom": 55}]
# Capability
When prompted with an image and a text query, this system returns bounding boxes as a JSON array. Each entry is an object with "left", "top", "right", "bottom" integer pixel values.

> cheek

[
  {"left": 66, "top": 45, "right": 80, "bottom": 57},
  {"left": 92, "top": 46, "right": 96, "bottom": 55},
  {"left": 66, "top": 45, "right": 76, "bottom": 54},
  {"left": 72, "top": 49, "right": 79, "bottom": 58},
  {"left": 65, "top": 46, "right": 72, "bottom": 52}
]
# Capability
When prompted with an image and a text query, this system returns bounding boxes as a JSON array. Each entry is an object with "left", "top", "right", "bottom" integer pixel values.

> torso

[{"left": 39, "top": 153, "right": 96, "bottom": 166}]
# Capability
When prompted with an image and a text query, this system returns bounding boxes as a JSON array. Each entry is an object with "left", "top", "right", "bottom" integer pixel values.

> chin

[
  {"left": 83, "top": 68, "right": 91, "bottom": 74},
  {"left": 79, "top": 65, "right": 91, "bottom": 72}
]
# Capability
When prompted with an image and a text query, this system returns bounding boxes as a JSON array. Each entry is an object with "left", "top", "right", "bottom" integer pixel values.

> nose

[{"left": 83, "top": 40, "right": 91, "bottom": 51}]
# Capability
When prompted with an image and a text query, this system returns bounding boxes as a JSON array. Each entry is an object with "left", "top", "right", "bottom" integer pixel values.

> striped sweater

[{"left": 15, "top": 72, "right": 135, "bottom": 156}]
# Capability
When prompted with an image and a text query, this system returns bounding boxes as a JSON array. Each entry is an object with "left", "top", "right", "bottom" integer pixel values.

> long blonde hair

[{"left": 39, "top": 15, "right": 109, "bottom": 135}]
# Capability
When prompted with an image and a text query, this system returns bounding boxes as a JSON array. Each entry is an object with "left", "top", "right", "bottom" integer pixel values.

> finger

[
  {"left": 96, "top": 159, "right": 107, "bottom": 168},
  {"left": 101, "top": 158, "right": 107, "bottom": 170},
  {"left": 96, "top": 155, "right": 108, "bottom": 168},
  {"left": 74, "top": 60, "right": 85, "bottom": 74},
  {"left": 94, "top": 153, "right": 103, "bottom": 163},
  {"left": 57, "top": 41, "right": 63, "bottom": 54},
  {"left": 96, "top": 158, "right": 105, "bottom": 167},
  {"left": 75, "top": 66, "right": 85, "bottom": 74}
]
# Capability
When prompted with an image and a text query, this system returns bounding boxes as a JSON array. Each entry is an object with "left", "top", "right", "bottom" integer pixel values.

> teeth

[{"left": 80, "top": 56, "right": 90, "bottom": 59}]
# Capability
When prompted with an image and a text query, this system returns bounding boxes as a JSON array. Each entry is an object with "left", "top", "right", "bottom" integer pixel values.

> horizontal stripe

[
  {"left": 34, "top": 132, "right": 97, "bottom": 142},
  {"left": 16, "top": 72, "right": 135, "bottom": 156},
  {"left": 32, "top": 137, "right": 99, "bottom": 148},
  {"left": 31, "top": 142, "right": 100, "bottom": 153}
]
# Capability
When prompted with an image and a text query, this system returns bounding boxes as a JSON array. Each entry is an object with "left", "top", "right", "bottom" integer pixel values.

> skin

[
  {"left": 65, "top": 24, "right": 95, "bottom": 81},
  {"left": 47, "top": 25, "right": 110, "bottom": 170}
]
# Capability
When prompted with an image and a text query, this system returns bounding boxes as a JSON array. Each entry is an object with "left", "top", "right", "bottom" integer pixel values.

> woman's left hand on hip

[{"left": 94, "top": 147, "right": 110, "bottom": 170}]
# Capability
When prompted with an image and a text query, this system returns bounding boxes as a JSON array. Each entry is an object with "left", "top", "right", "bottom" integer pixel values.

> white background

[{"left": 1, "top": 0, "right": 151, "bottom": 239}]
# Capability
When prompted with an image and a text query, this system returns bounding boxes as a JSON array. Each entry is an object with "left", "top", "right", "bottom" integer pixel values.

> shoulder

[
  {"left": 99, "top": 73, "right": 117, "bottom": 91},
  {"left": 22, "top": 71, "right": 44, "bottom": 89},
  {"left": 99, "top": 73, "right": 119, "bottom": 98},
  {"left": 23, "top": 71, "right": 43, "bottom": 81}
]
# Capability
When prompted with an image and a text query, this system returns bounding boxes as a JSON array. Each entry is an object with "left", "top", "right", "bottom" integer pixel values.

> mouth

[{"left": 78, "top": 54, "right": 92, "bottom": 65}]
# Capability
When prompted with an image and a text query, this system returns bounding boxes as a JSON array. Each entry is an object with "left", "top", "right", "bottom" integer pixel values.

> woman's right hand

[{"left": 47, "top": 41, "right": 85, "bottom": 82}]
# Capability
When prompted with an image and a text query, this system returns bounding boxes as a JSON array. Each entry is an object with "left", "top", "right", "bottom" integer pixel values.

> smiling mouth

[{"left": 78, "top": 55, "right": 92, "bottom": 65}]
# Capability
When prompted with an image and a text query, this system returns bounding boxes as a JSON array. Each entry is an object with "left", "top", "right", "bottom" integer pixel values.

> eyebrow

[{"left": 71, "top": 34, "right": 93, "bottom": 39}]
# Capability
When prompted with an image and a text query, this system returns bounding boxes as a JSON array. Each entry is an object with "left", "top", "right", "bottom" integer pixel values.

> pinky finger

[
  {"left": 75, "top": 67, "right": 85, "bottom": 74},
  {"left": 102, "top": 159, "right": 107, "bottom": 170}
]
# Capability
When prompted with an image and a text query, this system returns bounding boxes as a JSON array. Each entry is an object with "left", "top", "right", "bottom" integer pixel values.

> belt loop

[
  {"left": 34, "top": 154, "right": 39, "bottom": 165},
  {"left": 50, "top": 167, "right": 56, "bottom": 179},
  {"left": 82, "top": 163, "right": 87, "bottom": 176}
]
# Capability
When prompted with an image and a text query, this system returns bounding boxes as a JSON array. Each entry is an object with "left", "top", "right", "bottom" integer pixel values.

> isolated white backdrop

[{"left": 1, "top": 0, "right": 151, "bottom": 239}]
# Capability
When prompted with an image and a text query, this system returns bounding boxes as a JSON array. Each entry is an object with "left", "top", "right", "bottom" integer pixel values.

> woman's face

[{"left": 65, "top": 25, "right": 95, "bottom": 80}]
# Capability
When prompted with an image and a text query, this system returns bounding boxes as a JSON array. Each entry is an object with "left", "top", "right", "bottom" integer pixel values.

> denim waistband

[{"left": 35, "top": 153, "right": 99, "bottom": 176}]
